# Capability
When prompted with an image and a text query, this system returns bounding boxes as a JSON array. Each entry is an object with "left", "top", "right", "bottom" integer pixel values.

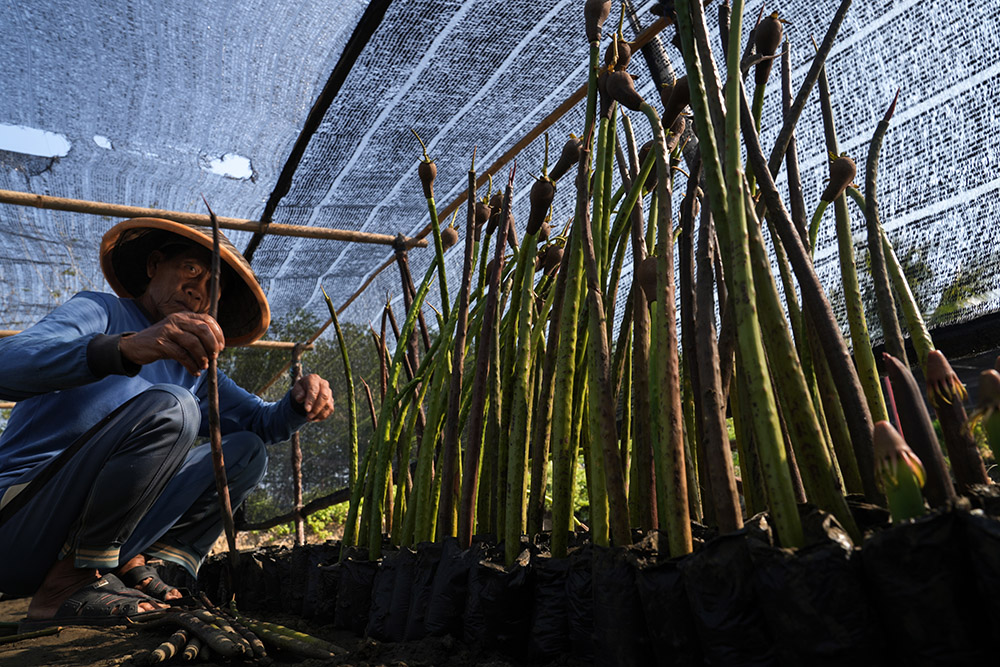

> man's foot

[
  {"left": 21, "top": 573, "right": 164, "bottom": 630},
  {"left": 118, "top": 554, "right": 182, "bottom": 602},
  {"left": 26, "top": 556, "right": 165, "bottom": 623}
]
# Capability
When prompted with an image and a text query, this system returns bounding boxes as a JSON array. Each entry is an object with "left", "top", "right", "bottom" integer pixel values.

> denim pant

[{"left": 0, "top": 384, "right": 267, "bottom": 596}]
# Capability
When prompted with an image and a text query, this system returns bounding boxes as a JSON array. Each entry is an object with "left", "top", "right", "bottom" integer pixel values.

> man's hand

[
  {"left": 119, "top": 312, "right": 225, "bottom": 377},
  {"left": 291, "top": 373, "right": 335, "bottom": 422}
]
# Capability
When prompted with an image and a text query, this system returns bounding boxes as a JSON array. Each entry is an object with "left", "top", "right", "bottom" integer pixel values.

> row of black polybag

[{"left": 193, "top": 502, "right": 1000, "bottom": 666}]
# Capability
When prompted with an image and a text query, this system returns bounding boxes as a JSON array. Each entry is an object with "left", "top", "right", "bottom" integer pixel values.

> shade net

[{"left": 1, "top": 0, "right": 998, "bottom": 349}]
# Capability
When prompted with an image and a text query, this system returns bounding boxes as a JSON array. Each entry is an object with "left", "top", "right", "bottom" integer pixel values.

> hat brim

[{"left": 100, "top": 217, "right": 270, "bottom": 346}]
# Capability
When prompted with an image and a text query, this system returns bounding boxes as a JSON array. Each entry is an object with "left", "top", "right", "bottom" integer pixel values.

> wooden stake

[
  {"left": 202, "top": 196, "right": 241, "bottom": 594},
  {"left": 289, "top": 343, "right": 306, "bottom": 546}
]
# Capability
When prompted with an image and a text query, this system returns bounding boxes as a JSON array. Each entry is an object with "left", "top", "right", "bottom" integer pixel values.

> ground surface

[{"left": 0, "top": 593, "right": 523, "bottom": 667}]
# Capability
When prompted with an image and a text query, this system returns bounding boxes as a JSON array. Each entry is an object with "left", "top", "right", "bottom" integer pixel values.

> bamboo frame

[{"left": 0, "top": 189, "right": 426, "bottom": 248}]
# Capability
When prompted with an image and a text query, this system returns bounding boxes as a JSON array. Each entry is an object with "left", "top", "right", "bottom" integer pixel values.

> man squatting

[{"left": 0, "top": 217, "right": 335, "bottom": 627}]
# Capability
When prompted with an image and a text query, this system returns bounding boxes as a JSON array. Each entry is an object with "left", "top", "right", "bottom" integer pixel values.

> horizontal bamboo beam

[
  {"left": 0, "top": 189, "right": 426, "bottom": 248},
  {"left": 0, "top": 329, "right": 310, "bottom": 350}
]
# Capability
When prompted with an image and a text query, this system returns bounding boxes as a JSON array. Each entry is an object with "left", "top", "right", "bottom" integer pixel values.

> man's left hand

[{"left": 290, "top": 374, "right": 335, "bottom": 422}]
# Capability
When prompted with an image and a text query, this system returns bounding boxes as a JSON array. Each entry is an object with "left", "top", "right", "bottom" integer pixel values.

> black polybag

[
  {"left": 634, "top": 556, "right": 701, "bottom": 667},
  {"left": 403, "top": 541, "right": 443, "bottom": 640},
  {"left": 366, "top": 547, "right": 416, "bottom": 641},
  {"left": 287, "top": 546, "right": 311, "bottom": 615},
  {"left": 425, "top": 537, "right": 484, "bottom": 637},
  {"left": 300, "top": 542, "right": 341, "bottom": 618},
  {"left": 679, "top": 517, "right": 777, "bottom": 666},
  {"left": 566, "top": 545, "right": 595, "bottom": 663},
  {"left": 962, "top": 510, "right": 1000, "bottom": 639},
  {"left": 862, "top": 510, "right": 987, "bottom": 664},
  {"left": 334, "top": 549, "right": 378, "bottom": 634},
  {"left": 314, "top": 561, "right": 340, "bottom": 621},
  {"left": 591, "top": 546, "right": 653, "bottom": 666},
  {"left": 462, "top": 548, "right": 534, "bottom": 657},
  {"left": 528, "top": 555, "right": 571, "bottom": 660},
  {"left": 750, "top": 511, "right": 878, "bottom": 666}
]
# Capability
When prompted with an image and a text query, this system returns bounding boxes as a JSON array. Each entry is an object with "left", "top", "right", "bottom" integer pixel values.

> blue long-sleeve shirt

[{"left": 0, "top": 291, "right": 307, "bottom": 490}]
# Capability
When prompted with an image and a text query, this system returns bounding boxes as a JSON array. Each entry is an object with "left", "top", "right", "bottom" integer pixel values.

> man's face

[{"left": 140, "top": 246, "right": 215, "bottom": 321}]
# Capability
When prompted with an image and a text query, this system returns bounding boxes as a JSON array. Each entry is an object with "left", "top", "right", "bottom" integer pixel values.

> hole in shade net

[
  {"left": 201, "top": 152, "right": 253, "bottom": 180},
  {"left": 0, "top": 123, "right": 71, "bottom": 157},
  {"left": 93, "top": 135, "right": 113, "bottom": 149}
]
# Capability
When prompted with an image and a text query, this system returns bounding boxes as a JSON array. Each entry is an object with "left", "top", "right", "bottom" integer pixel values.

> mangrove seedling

[
  {"left": 441, "top": 224, "right": 459, "bottom": 249},
  {"left": 636, "top": 255, "right": 659, "bottom": 304},
  {"left": 925, "top": 348, "right": 968, "bottom": 407},
  {"left": 605, "top": 33, "right": 632, "bottom": 71},
  {"left": 809, "top": 152, "right": 857, "bottom": 252},
  {"left": 970, "top": 369, "right": 1000, "bottom": 465},
  {"left": 585, "top": 0, "right": 612, "bottom": 43},
  {"left": 925, "top": 349, "right": 988, "bottom": 492},
  {"left": 873, "top": 420, "right": 927, "bottom": 523},
  {"left": 528, "top": 153, "right": 556, "bottom": 238},
  {"left": 753, "top": 12, "right": 786, "bottom": 86},
  {"left": 883, "top": 353, "right": 956, "bottom": 508},
  {"left": 822, "top": 152, "right": 857, "bottom": 201},
  {"left": 411, "top": 129, "right": 437, "bottom": 200},
  {"left": 662, "top": 75, "right": 690, "bottom": 129},
  {"left": 549, "top": 135, "right": 584, "bottom": 182}
]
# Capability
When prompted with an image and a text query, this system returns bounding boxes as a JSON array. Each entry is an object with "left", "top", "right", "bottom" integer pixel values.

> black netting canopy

[{"left": 2, "top": 0, "right": 998, "bottom": 345}]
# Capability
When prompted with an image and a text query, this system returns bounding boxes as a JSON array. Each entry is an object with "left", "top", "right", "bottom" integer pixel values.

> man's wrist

[
  {"left": 86, "top": 332, "right": 141, "bottom": 377},
  {"left": 289, "top": 392, "right": 308, "bottom": 416}
]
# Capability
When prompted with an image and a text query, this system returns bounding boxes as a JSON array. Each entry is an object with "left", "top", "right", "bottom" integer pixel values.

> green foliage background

[{"left": 219, "top": 309, "right": 380, "bottom": 523}]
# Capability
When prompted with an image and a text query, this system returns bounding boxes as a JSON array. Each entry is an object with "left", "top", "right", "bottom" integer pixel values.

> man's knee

[{"left": 134, "top": 384, "right": 201, "bottom": 445}]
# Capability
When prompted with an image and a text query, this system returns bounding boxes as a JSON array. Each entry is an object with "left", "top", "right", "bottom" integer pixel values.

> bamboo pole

[
  {"left": 0, "top": 188, "right": 424, "bottom": 247},
  {"left": 0, "top": 329, "right": 310, "bottom": 350}
]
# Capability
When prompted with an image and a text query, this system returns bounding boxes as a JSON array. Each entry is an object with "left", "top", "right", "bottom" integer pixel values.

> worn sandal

[
  {"left": 19, "top": 574, "right": 163, "bottom": 631},
  {"left": 118, "top": 564, "right": 179, "bottom": 602}
]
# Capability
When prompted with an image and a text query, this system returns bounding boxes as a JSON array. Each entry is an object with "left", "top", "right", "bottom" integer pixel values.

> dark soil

[{"left": 0, "top": 595, "right": 527, "bottom": 667}]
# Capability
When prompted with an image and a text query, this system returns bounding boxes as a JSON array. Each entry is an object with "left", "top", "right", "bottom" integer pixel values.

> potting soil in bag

[
  {"left": 366, "top": 548, "right": 416, "bottom": 641},
  {"left": 634, "top": 556, "right": 702, "bottom": 667},
  {"left": 403, "top": 541, "right": 443, "bottom": 640},
  {"left": 591, "top": 546, "right": 653, "bottom": 666},
  {"left": 566, "top": 544, "right": 595, "bottom": 663},
  {"left": 962, "top": 511, "right": 1000, "bottom": 636},
  {"left": 462, "top": 549, "right": 533, "bottom": 658},
  {"left": 679, "top": 524, "right": 777, "bottom": 666},
  {"left": 528, "top": 555, "right": 571, "bottom": 660},
  {"left": 749, "top": 536, "right": 878, "bottom": 666},
  {"left": 425, "top": 538, "right": 485, "bottom": 636},
  {"left": 334, "top": 552, "right": 378, "bottom": 634},
  {"left": 862, "top": 510, "right": 987, "bottom": 664},
  {"left": 964, "top": 484, "right": 1000, "bottom": 517}
]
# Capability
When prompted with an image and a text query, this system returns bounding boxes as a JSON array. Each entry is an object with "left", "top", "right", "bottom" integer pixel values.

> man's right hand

[{"left": 118, "top": 312, "right": 225, "bottom": 377}]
